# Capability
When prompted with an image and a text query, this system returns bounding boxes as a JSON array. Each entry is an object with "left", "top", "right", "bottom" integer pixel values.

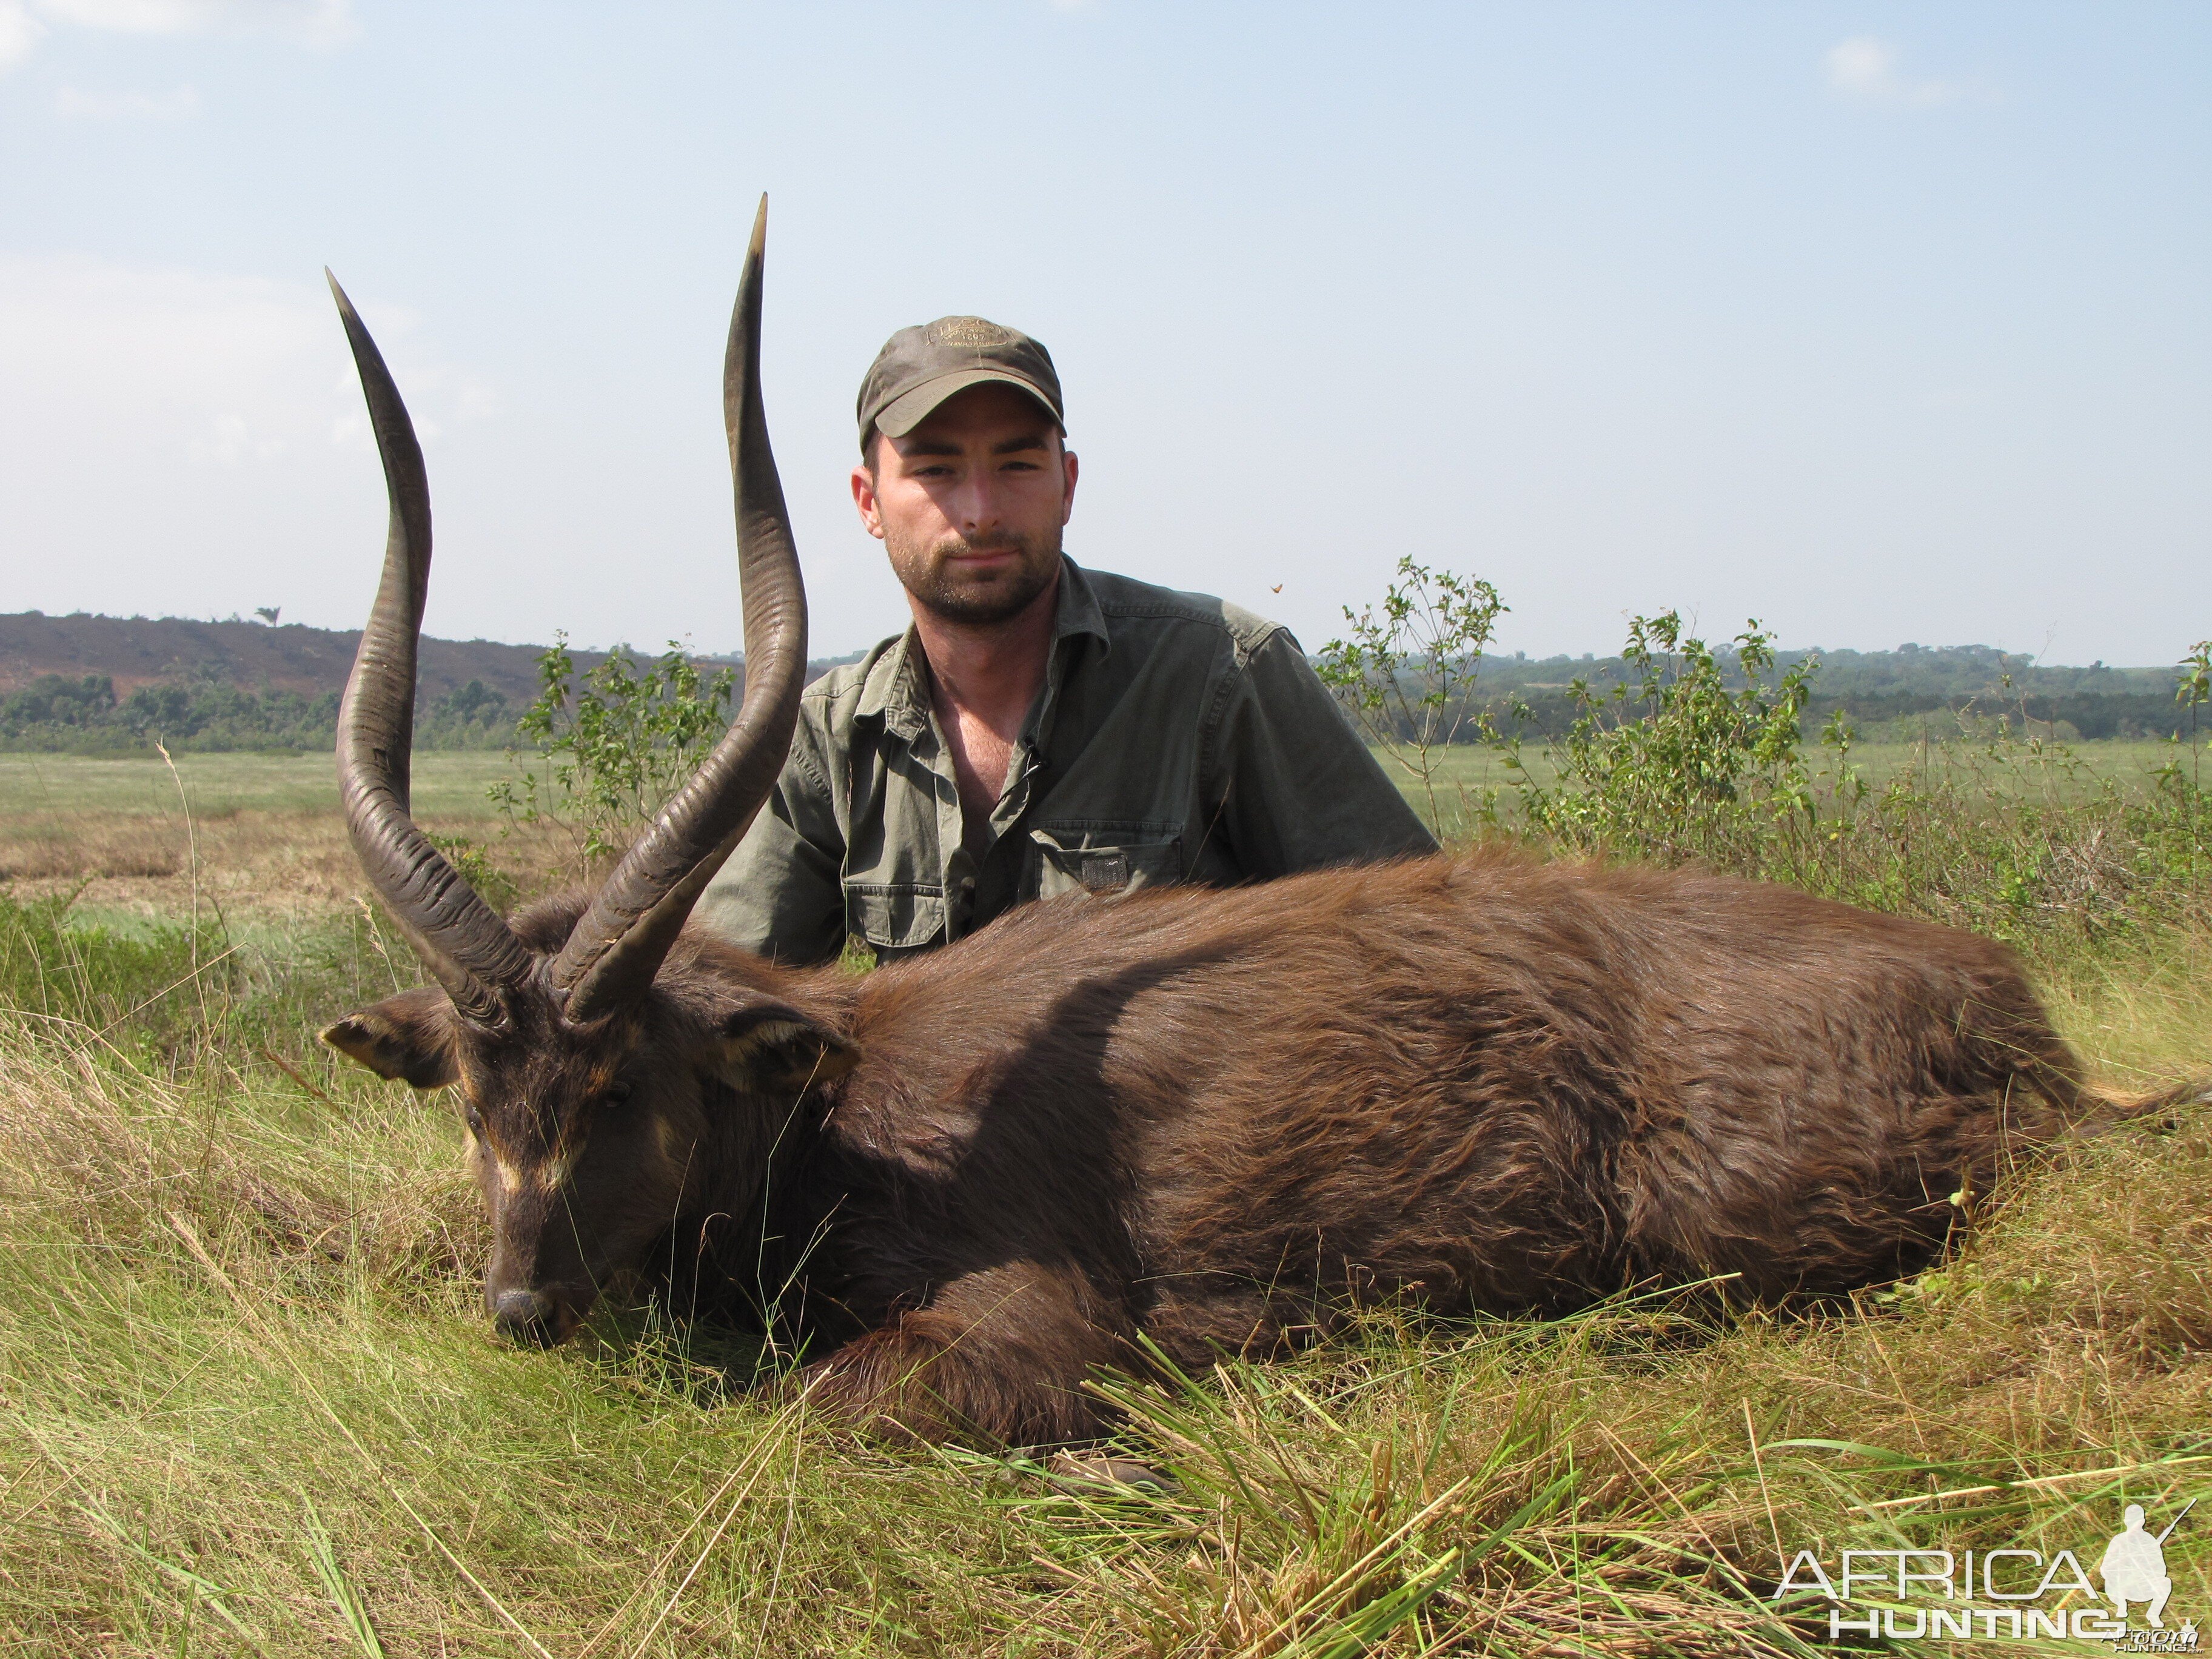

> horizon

[
  {"left": 2, "top": 5, "right": 2207, "bottom": 663},
  {"left": 1, "top": 603, "right": 2190, "bottom": 675}
]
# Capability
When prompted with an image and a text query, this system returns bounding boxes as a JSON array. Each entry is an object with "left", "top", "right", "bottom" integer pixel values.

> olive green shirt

[{"left": 696, "top": 557, "right": 1436, "bottom": 964}]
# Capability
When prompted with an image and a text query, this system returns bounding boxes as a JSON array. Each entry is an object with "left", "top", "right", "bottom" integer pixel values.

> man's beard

[{"left": 888, "top": 529, "right": 1062, "bottom": 625}]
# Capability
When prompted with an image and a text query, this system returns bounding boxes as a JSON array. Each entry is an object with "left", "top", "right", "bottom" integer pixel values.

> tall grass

[
  {"left": 0, "top": 891, "right": 229, "bottom": 1063},
  {"left": 1, "top": 732, "right": 2207, "bottom": 1652},
  {"left": 0, "top": 943, "right": 2204, "bottom": 1654}
]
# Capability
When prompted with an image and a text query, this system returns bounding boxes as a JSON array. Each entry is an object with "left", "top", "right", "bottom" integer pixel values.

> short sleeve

[{"left": 1207, "top": 628, "right": 1439, "bottom": 877}]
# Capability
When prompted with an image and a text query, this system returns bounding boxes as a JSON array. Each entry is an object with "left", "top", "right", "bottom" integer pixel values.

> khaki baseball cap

[{"left": 856, "top": 315, "right": 1064, "bottom": 452}]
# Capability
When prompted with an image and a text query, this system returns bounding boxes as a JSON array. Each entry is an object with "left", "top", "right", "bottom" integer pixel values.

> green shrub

[
  {"left": 489, "top": 634, "right": 737, "bottom": 871},
  {"left": 1316, "top": 555, "right": 1507, "bottom": 839},
  {"left": 1318, "top": 561, "right": 2212, "bottom": 953},
  {"left": 1772, "top": 728, "right": 2212, "bottom": 947},
  {"left": 1498, "top": 612, "right": 1819, "bottom": 870}
]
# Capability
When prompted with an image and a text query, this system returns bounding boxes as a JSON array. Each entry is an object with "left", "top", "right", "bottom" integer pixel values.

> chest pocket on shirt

[
  {"left": 1027, "top": 823, "right": 1184, "bottom": 900},
  {"left": 844, "top": 882, "right": 946, "bottom": 953}
]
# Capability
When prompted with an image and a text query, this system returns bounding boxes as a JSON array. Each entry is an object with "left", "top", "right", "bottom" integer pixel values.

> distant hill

[
  {"left": 0, "top": 611, "right": 645, "bottom": 704},
  {"left": 1475, "top": 641, "right": 2176, "bottom": 701},
  {"left": 0, "top": 611, "right": 864, "bottom": 755},
  {"left": 8, "top": 611, "right": 2176, "bottom": 707}
]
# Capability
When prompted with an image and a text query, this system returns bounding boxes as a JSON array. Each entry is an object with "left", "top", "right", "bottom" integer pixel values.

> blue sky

[{"left": 1, "top": 3, "right": 2205, "bottom": 665}]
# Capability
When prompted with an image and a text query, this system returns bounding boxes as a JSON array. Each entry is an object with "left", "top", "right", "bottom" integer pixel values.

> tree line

[
  {"left": 0, "top": 671, "right": 514, "bottom": 754},
  {"left": 3, "top": 613, "right": 2201, "bottom": 756}
]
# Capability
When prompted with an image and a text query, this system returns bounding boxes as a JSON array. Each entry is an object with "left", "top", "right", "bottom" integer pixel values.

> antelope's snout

[{"left": 489, "top": 1285, "right": 586, "bottom": 1347}]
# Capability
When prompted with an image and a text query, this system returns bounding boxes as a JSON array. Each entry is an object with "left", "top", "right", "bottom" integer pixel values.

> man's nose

[{"left": 950, "top": 475, "right": 1002, "bottom": 535}]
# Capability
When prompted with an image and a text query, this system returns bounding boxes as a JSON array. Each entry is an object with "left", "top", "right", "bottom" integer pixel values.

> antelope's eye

[{"left": 602, "top": 1082, "right": 633, "bottom": 1108}]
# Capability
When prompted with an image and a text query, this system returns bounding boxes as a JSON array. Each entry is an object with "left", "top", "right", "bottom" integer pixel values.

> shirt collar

[
  {"left": 854, "top": 554, "right": 1110, "bottom": 738},
  {"left": 853, "top": 629, "right": 927, "bottom": 737},
  {"left": 1053, "top": 555, "right": 1112, "bottom": 657}
]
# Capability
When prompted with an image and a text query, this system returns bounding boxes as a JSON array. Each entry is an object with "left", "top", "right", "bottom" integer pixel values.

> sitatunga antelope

[{"left": 322, "top": 201, "right": 2107, "bottom": 1447}]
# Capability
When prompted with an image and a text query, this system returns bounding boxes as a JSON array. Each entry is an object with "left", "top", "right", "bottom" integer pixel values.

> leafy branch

[
  {"left": 1316, "top": 556, "right": 1507, "bottom": 839},
  {"left": 489, "top": 634, "right": 737, "bottom": 873}
]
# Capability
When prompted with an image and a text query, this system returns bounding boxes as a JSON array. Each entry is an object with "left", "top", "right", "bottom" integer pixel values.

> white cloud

[
  {"left": 35, "top": 0, "right": 349, "bottom": 40},
  {"left": 1824, "top": 36, "right": 1988, "bottom": 108},
  {"left": 0, "top": 0, "right": 350, "bottom": 71},
  {"left": 189, "top": 411, "right": 284, "bottom": 465},
  {"left": 0, "top": 1, "right": 45, "bottom": 68},
  {"left": 53, "top": 81, "right": 199, "bottom": 117}
]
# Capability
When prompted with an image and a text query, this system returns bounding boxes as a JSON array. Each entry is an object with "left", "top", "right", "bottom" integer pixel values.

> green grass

[
  {"left": 1378, "top": 739, "right": 2199, "bottom": 816},
  {"left": 0, "top": 917, "right": 2203, "bottom": 1655},
  {"left": 0, "top": 751, "right": 526, "bottom": 822},
  {"left": 1, "top": 739, "right": 2191, "bottom": 831},
  {"left": 1, "top": 739, "right": 2208, "bottom": 1654}
]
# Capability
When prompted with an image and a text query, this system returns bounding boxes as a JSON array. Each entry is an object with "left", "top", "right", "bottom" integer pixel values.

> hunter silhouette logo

[
  {"left": 2104, "top": 1501, "right": 2193, "bottom": 1631},
  {"left": 1774, "top": 1498, "right": 2199, "bottom": 1646}
]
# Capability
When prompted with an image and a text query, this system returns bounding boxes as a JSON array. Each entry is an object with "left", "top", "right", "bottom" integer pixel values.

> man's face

[{"left": 852, "top": 383, "right": 1079, "bottom": 626}]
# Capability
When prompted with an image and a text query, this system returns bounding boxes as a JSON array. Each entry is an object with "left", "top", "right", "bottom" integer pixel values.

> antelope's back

[{"left": 838, "top": 851, "right": 2086, "bottom": 1315}]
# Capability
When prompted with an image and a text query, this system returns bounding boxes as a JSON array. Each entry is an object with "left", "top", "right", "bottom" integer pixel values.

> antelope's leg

[{"left": 805, "top": 1261, "right": 1130, "bottom": 1448}]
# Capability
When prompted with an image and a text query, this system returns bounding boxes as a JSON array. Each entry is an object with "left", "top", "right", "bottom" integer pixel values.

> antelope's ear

[
  {"left": 321, "top": 987, "right": 460, "bottom": 1089},
  {"left": 711, "top": 996, "right": 859, "bottom": 1093}
]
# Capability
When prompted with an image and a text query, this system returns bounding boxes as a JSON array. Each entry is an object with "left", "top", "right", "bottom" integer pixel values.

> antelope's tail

[{"left": 2078, "top": 1074, "right": 2212, "bottom": 1128}]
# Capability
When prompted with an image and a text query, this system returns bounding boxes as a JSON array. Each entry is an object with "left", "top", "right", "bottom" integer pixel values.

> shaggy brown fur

[{"left": 326, "top": 850, "right": 2094, "bottom": 1449}]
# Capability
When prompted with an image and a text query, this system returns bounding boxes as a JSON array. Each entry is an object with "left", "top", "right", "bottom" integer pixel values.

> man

[{"left": 697, "top": 313, "right": 1434, "bottom": 964}]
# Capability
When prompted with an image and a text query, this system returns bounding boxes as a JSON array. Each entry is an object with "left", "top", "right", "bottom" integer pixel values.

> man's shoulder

[
  {"left": 785, "top": 636, "right": 914, "bottom": 771},
  {"left": 1081, "top": 564, "right": 1287, "bottom": 661},
  {"left": 802, "top": 634, "right": 905, "bottom": 711}
]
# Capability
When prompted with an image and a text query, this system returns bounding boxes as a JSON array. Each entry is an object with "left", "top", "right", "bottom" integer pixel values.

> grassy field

[
  {"left": 1, "top": 740, "right": 2208, "bottom": 1654},
  {"left": 1379, "top": 740, "right": 2202, "bottom": 850},
  {"left": 2, "top": 740, "right": 2189, "bottom": 828},
  {"left": 0, "top": 751, "right": 525, "bottom": 820},
  {"left": 1390, "top": 738, "right": 2194, "bottom": 801},
  {"left": 5, "top": 739, "right": 2195, "bottom": 918},
  {"left": 0, "top": 752, "right": 546, "bottom": 936}
]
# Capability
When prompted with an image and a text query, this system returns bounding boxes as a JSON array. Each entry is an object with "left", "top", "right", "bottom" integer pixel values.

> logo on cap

[{"left": 924, "top": 317, "right": 1014, "bottom": 349}]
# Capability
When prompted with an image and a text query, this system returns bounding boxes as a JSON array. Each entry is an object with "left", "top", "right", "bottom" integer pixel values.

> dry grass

[
  {"left": 0, "top": 956, "right": 2202, "bottom": 1654},
  {"left": 0, "top": 751, "right": 544, "bottom": 926},
  {"left": 0, "top": 749, "right": 2206, "bottom": 1654},
  {"left": 0, "top": 811, "right": 570, "bottom": 930}
]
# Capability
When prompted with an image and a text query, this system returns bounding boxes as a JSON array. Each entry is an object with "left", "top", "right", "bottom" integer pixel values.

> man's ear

[
  {"left": 712, "top": 997, "right": 859, "bottom": 1094},
  {"left": 321, "top": 986, "right": 460, "bottom": 1089}
]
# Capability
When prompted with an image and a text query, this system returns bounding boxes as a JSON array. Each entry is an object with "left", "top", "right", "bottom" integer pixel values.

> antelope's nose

[{"left": 491, "top": 1288, "right": 560, "bottom": 1346}]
